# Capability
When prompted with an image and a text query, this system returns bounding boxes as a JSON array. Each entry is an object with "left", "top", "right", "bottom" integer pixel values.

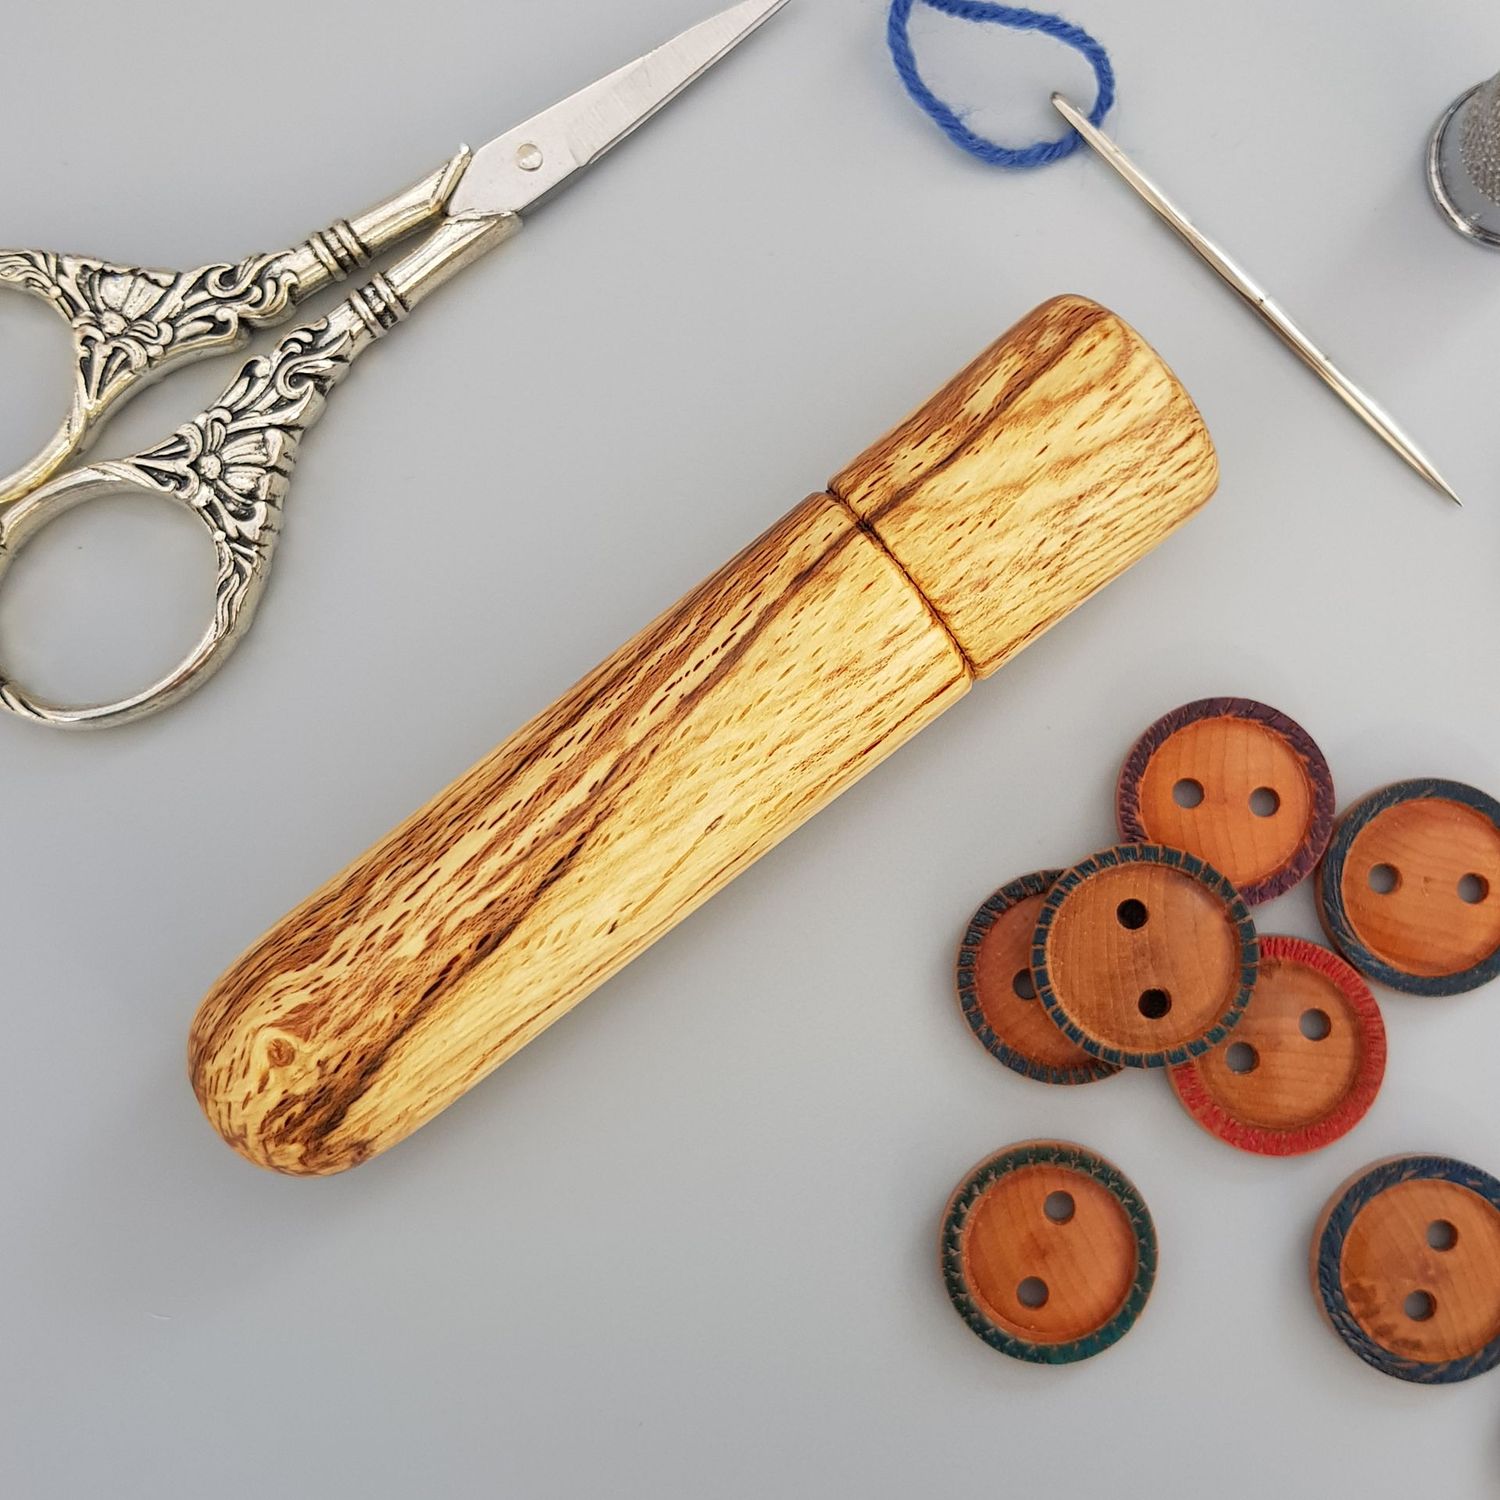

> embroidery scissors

[{"left": 0, "top": 0, "right": 788, "bottom": 730}]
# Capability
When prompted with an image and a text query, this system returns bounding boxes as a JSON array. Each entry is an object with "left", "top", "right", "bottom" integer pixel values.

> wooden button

[
  {"left": 957, "top": 872, "right": 1121, "bottom": 1085},
  {"left": 1169, "top": 936, "right": 1385, "bottom": 1155},
  {"left": 1033, "top": 844, "right": 1258, "bottom": 1068},
  {"left": 1117, "top": 698, "right": 1335, "bottom": 905},
  {"left": 940, "top": 1140, "right": 1156, "bottom": 1364},
  {"left": 1318, "top": 779, "right": 1500, "bottom": 995},
  {"left": 1312, "top": 1155, "right": 1500, "bottom": 1383}
]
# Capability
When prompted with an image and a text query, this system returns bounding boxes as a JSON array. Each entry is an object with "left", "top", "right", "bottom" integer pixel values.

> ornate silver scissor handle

[
  {"left": 0, "top": 151, "right": 471, "bottom": 507},
  {"left": 0, "top": 202, "right": 516, "bottom": 729},
  {"left": 0, "top": 0, "right": 789, "bottom": 729}
]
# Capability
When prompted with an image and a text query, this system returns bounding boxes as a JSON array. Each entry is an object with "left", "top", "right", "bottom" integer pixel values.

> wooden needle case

[{"left": 190, "top": 294, "right": 1219, "bottom": 1174}]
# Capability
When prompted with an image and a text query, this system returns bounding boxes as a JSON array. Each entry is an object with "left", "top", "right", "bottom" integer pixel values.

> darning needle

[{"left": 1052, "top": 93, "right": 1464, "bottom": 509}]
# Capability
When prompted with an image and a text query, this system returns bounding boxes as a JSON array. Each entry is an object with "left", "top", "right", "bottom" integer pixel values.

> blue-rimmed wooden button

[
  {"left": 956, "top": 872, "right": 1120, "bottom": 1086},
  {"left": 1317, "top": 779, "right": 1500, "bottom": 995},
  {"left": 1313, "top": 1155, "right": 1500, "bottom": 1383},
  {"left": 941, "top": 1140, "right": 1156, "bottom": 1365},
  {"left": 1032, "top": 844, "right": 1259, "bottom": 1068},
  {"left": 1117, "top": 697, "right": 1335, "bottom": 905}
]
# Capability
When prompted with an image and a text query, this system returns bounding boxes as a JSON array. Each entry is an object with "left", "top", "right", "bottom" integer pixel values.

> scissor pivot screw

[{"left": 516, "top": 143, "right": 544, "bottom": 172}]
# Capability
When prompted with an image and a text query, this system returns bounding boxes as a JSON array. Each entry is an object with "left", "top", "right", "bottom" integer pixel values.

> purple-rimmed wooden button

[{"left": 1117, "top": 698, "right": 1335, "bottom": 905}]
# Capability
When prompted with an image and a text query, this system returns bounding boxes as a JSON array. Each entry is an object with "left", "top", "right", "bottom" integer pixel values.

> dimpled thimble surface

[{"left": 1430, "top": 70, "right": 1500, "bottom": 247}]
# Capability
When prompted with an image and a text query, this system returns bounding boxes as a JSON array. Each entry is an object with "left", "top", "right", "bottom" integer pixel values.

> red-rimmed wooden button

[
  {"left": 1032, "top": 844, "right": 1259, "bottom": 1068},
  {"left": 1170, "top": 936, "right": 1385, "bottom": 1155},
  {"left": 940, "top": 1140, "right": 1157, "bottom": 1365},
  {"left": 1317, "top": 779, "right": 1500, "bottom": 996},
  {"left": 1117, "top": 698, "right": 1335, "bottom": 905},
  {"left": 956, "top": 872, "right": 1120, "bottom": 1086},
  {"left": 1313, "top": 1155, "right": 1500, "bottom": 1383}
]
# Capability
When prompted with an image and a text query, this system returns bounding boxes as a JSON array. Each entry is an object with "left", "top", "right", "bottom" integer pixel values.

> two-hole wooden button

[
  {"left": 1033, "top": 845, "right": 1259, "bottom": 1068},
  {"left": 1117, "top": 698, "right": 1335, "bottom": 904},
  {"left": 1170, "top": 936, "right": 1385, "bottom": 1155},
  {"left": 941, "top": 1141, "right": 1156, "bottom": 1364},
  {"left": 1318, "top": 779, "right": 1500, "bottom": 995},
  {"left": 1313, "top": 1156, "right": 1500, "bottom": 1382},
  {"left": 957, "top": 872, "right": 1120, "bottom": 1085}
]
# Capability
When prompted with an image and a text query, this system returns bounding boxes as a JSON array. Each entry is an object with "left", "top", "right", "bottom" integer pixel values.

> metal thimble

[{"left": 1429, "top": 70, "right": 1500, "bottom": 247}]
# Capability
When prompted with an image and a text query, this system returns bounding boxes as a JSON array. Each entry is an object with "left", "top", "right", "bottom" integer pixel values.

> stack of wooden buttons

[{"left": 943, "top": 697, "right": 1500, "bottom": 1381}]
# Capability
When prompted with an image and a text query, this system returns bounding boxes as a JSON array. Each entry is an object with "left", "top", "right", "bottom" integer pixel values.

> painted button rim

[
  {"left": 1317, "top": 778, "right": 1500, "bottom": 996},
  {"left": 1169, "top": 935, "right": 1386, "bottom": 1156},
  {"left": 956, "top": 870, "right": 1121, "bottom": 1086},
  {"left": 940, "top": 1140, "right": 1157, "bottom": 1365},
  {"left": 1116, "top": 696, "right": 1335, "bottom": 905},
  {"left": 1313, "top": 1154, "right": 1500, "bottom": 1384},
  {"left": 1032, "top": 843, "right": 1260, "bottom": 1069}
]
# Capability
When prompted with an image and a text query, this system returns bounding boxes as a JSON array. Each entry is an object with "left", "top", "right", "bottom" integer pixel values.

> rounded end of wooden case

[{"left": 189, "top": 991, "right": 372, "bottom": 1176}]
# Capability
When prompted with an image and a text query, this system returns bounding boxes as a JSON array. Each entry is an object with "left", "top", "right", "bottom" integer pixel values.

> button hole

[
  {"left": 1299, "top": 1008, "right": 1331, "bottom": 1042},
  {"left": 1016, "top": 1276, "right": 1049, "bottom": 1309},
  {"left": 1249, "top": 786, "right": 1280, "bottom": 818}
]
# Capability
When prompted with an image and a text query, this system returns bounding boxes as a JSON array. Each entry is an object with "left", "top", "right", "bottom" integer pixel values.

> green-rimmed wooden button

[
  {"left": 1032, "top": 844, "right": 1259, "bottom": 1068},
  {"left": 1313, "top": 1155, "right": 1500, "bottom": 1383},
  {"left": 1317, "top": 779, "right": 1500, "bottom": 996},
  {"left": 940, "top": 1140, "right": 1156, "bottom": 1364},
  {"left": 956, "top": 871, "right": 1120, "bottom": 1086}
]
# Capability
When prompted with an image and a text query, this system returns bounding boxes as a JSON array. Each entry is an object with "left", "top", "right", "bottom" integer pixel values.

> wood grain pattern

[
  {"left": 1117, "top": 697, "right": 1334, "bottom": 904},
  {"left": 1170, "top": 935, "right": 1385, "bottom": 1156},
  {"left": 1318, "top": 779, "right": 1500, "bottom": 994},
  {"left": 1033, "top": 844, "right": 1258, "bottom": 1068},
  {"left": 835, "top": 295, "right": 1218, "bottom": 677},
  {"left": 1313, "top": 1155, "right": 1500, "bottom": 1382},
  {"left": 940, "top": 1140, "right": 1156, "bottom": 1365},
  {"left": 191, "top": 494, "right": 966, "bottom": 1172},
  {"left": 190, "top": 297, "right": 1218, "bottom": 1174}
]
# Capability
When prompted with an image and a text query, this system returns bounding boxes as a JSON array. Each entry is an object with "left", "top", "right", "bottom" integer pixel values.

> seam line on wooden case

[{"left": 825, "top": 489, "right": 978, "bottom": 680}]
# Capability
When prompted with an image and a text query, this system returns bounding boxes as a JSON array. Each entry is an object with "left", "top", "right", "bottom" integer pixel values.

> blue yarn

[{"left": 887, "top": 0, "right": 1114, "bottom": 168}]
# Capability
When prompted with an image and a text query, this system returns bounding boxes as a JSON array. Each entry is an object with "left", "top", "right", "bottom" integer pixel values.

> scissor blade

[{"left": 448, "top": 0, "right": 788, "bottom": 218}]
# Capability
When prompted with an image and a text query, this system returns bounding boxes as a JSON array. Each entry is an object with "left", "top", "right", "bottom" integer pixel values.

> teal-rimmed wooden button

[
  {"left": 941, "top": 1140, "right": 1156, "bottom": 1364},
  {"left": 1033, "top": 844, "right": 1258, "bottom": 1068}
]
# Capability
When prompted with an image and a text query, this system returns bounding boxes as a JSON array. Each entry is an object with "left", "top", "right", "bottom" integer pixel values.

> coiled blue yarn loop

[{"left": 887, "top": 0, "right": 1114, "bottom": 168}]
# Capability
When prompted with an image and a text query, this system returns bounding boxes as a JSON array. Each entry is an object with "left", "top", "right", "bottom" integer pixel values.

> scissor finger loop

[{"left": 0, "top": 306, "right": 375, "bottom": 728}]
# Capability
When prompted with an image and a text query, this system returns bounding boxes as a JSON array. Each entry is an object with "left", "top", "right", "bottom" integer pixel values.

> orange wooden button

[
  {"left": 1313, "top": 1156, "right": 1500, "bottom": 1382},
  {"left": 1033, "top": 844, "right": 1259, "bottom": 1068},
  {"left": 957, "top": 872, "right": 1120, "bottom": 1086},
  {"left": 1318, "top": 779, "right": 1500, "bottom": 996},
  {"left": 1170, "top": 936, "right": 1385, "bottom": 1155},
  {"left": 941, "top": 1141, "right": 1156, "bottom": 1364},
  {"left": 1117, "top": 698, "right": 1335, "bottom": 905}
]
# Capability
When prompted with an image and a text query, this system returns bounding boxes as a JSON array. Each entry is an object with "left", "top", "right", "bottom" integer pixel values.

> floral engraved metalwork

[
  {"left": 115, "top": 318, "right": 357, "bottom": 638},
  {"left": 0, "top": 249, "right": 305, "bottom": 414}
]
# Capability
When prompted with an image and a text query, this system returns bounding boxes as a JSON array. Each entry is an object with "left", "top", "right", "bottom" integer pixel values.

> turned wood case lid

[{"left": 830, "top": 296, "right": 1218, "bottom": 678}]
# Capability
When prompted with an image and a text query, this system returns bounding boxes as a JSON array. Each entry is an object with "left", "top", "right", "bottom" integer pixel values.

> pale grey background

[{"left": 2, "top": 0, "right": 1498, "bottom": 1495}]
